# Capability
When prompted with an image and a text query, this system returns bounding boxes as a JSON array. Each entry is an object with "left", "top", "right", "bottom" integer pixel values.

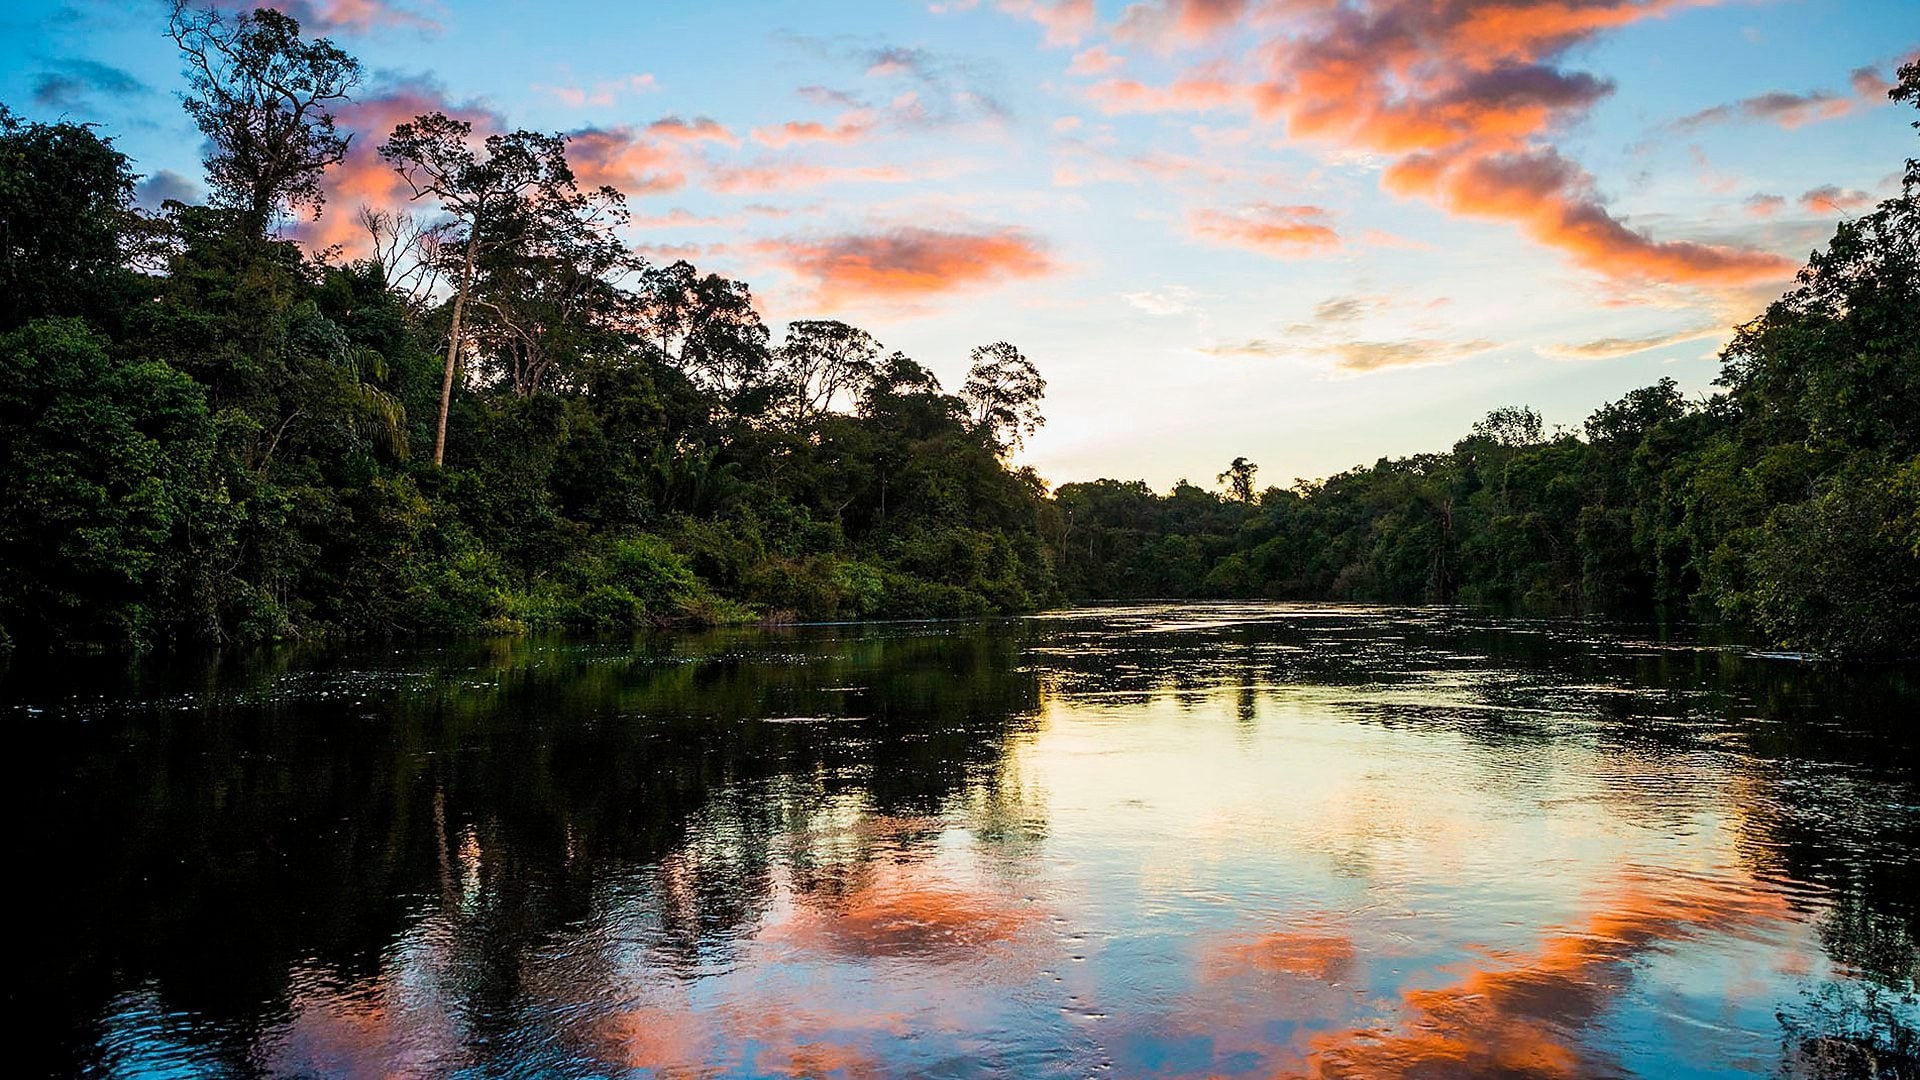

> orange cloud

[
  {"left": 1540, "top": 322, "right": 1721, "bottom": 359},
  {"left": 1672, "top": 90, "right": 1856, "bottom": 132},
  {"left": 766, "top": 877, "right": 1037, "bottom": 960},
  {"left": 1189, "top": 202, "right": 1340, "bottom": 256},
  {"left": 1384, "top": 147, "right": 1794, "bottom": 285},
  {"left": 755, "top": 226, "right": 1057, "bottom": 305},
  {"left": 708, "top": 162, "right": 913, "bottom": 195},
  {"left": 296, "top": 79, "right": 503, "bottom": 252},
  {"left": 245, "top": 0, "right": 439, "bottom": 33},
  {"left": 532, "top": 73, "right": 657, "bottom": 108},
  {"left": 1086, "top": 72, "right": 1245, "bottom": 113},
  {"left": 566, "top": 125, "right": 697, "bottom": 194},
  {"left": 1800, "top": 184, "right": 1874, "bottom": 214},
  {"left": 644, "top": 115, "right": 741, "bottom": 147},
  {"left": 1086, "top": 0, "right": 1795, "bottom": 289},
  {"left": 1297, "top": 871, "right": 1793, "bottom": 1078},
  {"left": 1329, "top": 337, "right": 1497, "bottom": 372},
  {"left": 1671, "top": 58, "right": 1907, "bottom": 133}
]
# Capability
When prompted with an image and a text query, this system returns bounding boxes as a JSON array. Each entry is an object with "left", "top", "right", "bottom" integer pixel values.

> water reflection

[{"left": 6, "top": 605, "right": 1917, "bottom": 1077}]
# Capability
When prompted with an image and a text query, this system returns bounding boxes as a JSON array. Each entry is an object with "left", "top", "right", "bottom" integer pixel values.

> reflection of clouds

[
  {"left": 767, "top": 859, "right": 1041, "bottom": 960},
  {"left": 597, "top": 997, "right": 897, "bottom": 1078},
  {"left": 1210, "top": 923, "right": 1356, "bottom": 984},
  {"left": 57, "top": 608, "right": 1912, "bottom": 1076},
  {"left": 1294, "top": 870, "right": 1794, "bottom": 1079}
]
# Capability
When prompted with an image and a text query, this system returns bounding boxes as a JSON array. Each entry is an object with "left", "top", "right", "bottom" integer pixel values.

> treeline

[
  {"left": 1, "top": 7, "right": 1916, "bottom": 657},
  {"left": 0, "top": 7, "right": 1057, "bottom": 651},
  {"left": 1056, "top": 63, "right": 1920, "bottom": 658}
]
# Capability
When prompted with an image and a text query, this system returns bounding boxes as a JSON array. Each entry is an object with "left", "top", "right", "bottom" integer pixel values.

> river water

[{"left": 8, "top": 603, "right": 1918, "bottom": 1078}]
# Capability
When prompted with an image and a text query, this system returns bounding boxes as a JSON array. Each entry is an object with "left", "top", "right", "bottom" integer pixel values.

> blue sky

[{"left": 4, "top": 0, "right": 1915, "bottom": 489}]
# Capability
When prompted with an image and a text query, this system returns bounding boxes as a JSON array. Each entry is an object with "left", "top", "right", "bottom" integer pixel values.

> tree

[
  {"left": 773, "top": 320, "right": 881, "bottom": 425},
  {"left": 379, "top": 114, "right": 589, "bottom": 465},
  {"left": 0, "top": 107, "right": 136, "bottom": 331},
  {"left": 960, "top": 341, "right": 1045, "bottom": 453},
  {"left": 359, "top": 207, "right": 451, "bottom": 309},
  {"left": 461, "top": 183, "right": 631, "bottom": 398},
  {"left": 1471, "top": 405, "right": 1545, "bottom": 447},
  {"left": 637, "top": 261, "right": 771, "bottom": 405},
  {"left": 167, "top": 2, "right": 360, "bottom": 233},
  {"left": 1218, "top": 457, "right": 1258, "bottom": 503}
]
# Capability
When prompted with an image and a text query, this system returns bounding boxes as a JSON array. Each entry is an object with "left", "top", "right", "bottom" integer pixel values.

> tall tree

[
  {"left": 960, "top": 341, "right": 1045, "bottom": 454},
  {"left": 379, "top": 115, "right": 586, "bottom": 465},
  {"left": 167, "top": 2, "right": 360, "bottom": 234},
  {"left": 462, "top": 183, "right": 631, "bottom": 398}
]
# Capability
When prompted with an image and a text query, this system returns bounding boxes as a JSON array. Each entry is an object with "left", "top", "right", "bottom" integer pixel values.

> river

[{"left": 9, "top": 603, "right": 1918, "bottom": 1077}]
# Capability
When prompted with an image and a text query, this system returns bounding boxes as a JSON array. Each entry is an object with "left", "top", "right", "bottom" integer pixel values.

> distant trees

[
  {"left": 167, "top": 2, "right": 360, "bottom": 233},
  {"left": 961, "top": 342, "right": 1045, "bottom": 453},
  {"left": 1471, "top": 405, "right": 1545, "bottom": 447},
  {"left": 1050, "top": 65, "right": 1920, "bottom": 656}
]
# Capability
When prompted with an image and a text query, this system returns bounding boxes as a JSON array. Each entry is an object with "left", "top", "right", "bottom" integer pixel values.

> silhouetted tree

[
  {"left": 961, "top": 341, "right": 1045, "bottom": 454},
  {"left": 637, "top": 261, "right": 772, "bottom": 406},
  {"left": 1218, "top": 457, "right": 1258, "bottom": 503},
  {"left": 773, "top": 320, "right": 881, "bottom": 424},
  {"left": 0, "top": 107, "right": 136, "bottom": 331}
]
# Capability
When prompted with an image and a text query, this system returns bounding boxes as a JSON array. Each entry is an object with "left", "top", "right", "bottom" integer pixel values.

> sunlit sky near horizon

[{"left": 4, "top": 0, "right": 1916, "bottom": 489}]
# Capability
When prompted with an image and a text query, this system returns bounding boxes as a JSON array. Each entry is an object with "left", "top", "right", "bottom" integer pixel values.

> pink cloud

[
  {"left": 1088, "top": 0, "right": 1795, "bottom": 288},
  {"left": 754, "top": 226, "right": 1057, "bottom": 306},
  {"left": 750, "top": 112, "right": 877, "bottom": 148},
  {"left": 1068, "top": 45, "right": 1128, "bottom": 76},
  {"left": 1189, "top": 202, "right": 1341, "bottom": 256}
]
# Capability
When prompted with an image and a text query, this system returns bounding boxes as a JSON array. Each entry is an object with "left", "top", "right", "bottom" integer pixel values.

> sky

[{"left": 4, "top": 0, "right": 1916, "bottom": 491}]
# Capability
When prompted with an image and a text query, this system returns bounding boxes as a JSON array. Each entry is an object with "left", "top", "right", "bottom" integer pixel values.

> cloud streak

[
  {"left": 1189, "top": 203, "right": 1340, "bottom": 257},
  {"left": 755, "top": 226, "right": 1057, "bottom": 306}
]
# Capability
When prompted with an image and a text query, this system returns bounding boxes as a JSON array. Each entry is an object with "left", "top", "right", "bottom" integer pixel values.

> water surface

[{"left": 9, "top": 604, "right": 1919, "bottom": 1077}]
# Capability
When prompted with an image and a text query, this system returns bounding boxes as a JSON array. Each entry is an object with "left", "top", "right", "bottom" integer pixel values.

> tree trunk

[{"left": 434, "top": 228, "right": 480, "bottom": 467}]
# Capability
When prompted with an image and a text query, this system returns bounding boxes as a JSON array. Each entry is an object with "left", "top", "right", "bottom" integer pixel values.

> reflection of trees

[
  {"left": 11, "top": 606, "right": 1919, "bottom": 1075},
  {"left": 10, "top": 623, "right": 1042, "bottom": 1076}
]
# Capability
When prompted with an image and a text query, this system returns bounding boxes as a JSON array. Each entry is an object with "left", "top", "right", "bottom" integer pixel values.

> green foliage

[
  {"left": 0, "top": 86, "right": 1059, "bottom": 650},
  {"left": 0, "top": 107, "right": 139, "bottom": 332},
  {"left": 0, "top": 319, "right": 219, "bottom": 648}
]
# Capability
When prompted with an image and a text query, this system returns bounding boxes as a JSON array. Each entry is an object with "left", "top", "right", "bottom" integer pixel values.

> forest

[{"left": 1, "top": 7, "right": 1916, "bottom": 658}]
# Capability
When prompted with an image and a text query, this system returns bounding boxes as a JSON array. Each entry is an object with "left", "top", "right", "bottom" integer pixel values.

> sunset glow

[{"left": 9, "top": 0, "right": 1912, "bottom": 486}]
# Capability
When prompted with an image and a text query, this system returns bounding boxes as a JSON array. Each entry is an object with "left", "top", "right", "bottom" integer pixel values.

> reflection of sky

[{"left": 81, "top": 611, "right": 1908, "bottom": 1078}]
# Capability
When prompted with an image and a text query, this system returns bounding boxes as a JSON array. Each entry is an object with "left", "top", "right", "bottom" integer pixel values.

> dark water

[{"left": 7, "top": 603, "right": 1919, "bottom": 1078}]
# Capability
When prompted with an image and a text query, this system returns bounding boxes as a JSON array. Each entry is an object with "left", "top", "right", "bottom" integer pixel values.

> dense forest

[{"left": 0, "top": 7, "right": 1915, "bottom": 657}]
